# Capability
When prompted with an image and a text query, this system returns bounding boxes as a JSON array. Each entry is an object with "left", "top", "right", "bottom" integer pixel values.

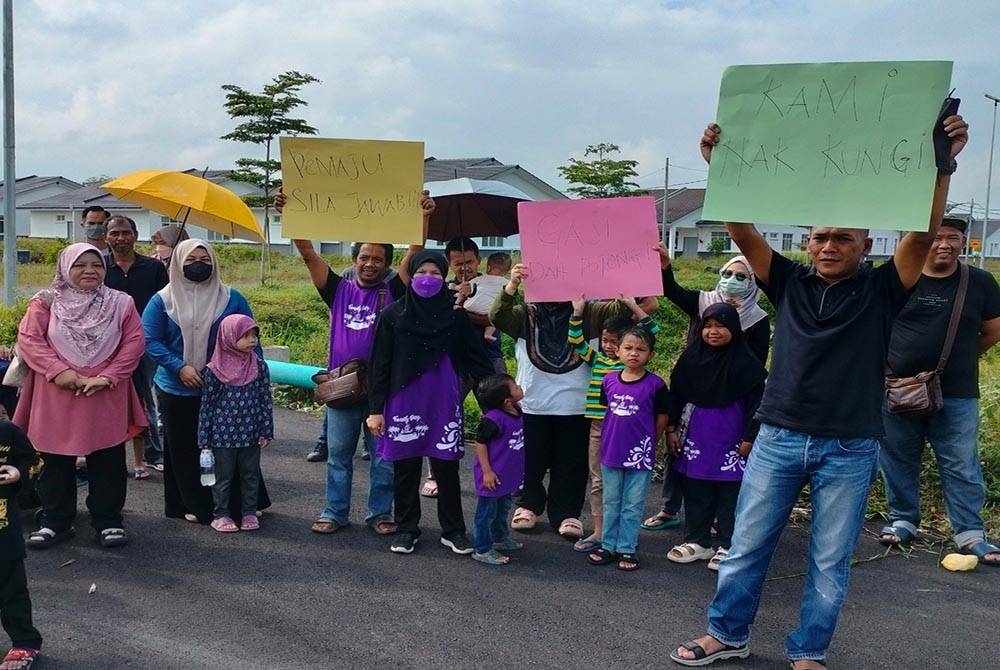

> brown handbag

[
  {"left": 885, "top": 262, "right": 968, "bottom": 416},
  {"left": 311, "top": 358, "right": 368, "bottom": 408},
  {"left": 311, "top": 287, "right": 387, "bottom": 409}
]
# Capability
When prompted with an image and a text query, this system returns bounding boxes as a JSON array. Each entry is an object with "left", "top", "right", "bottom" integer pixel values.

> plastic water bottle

[{"left": 199, "top": 448, "right": 216, "bottom": 487}]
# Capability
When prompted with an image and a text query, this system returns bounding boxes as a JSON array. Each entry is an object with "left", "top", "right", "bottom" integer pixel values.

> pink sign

[{"left": 517, "top": 196, "right": 663, "bottom": 303}]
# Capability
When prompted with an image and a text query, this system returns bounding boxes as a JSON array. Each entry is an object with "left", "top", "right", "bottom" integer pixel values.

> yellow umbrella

[{"left": 102, "top": 170, "right": 265, "bottom": 242}]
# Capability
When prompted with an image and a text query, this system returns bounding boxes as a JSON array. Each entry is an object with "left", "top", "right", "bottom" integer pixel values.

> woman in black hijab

[
  {"left": 665, "top": 303, "right": 767, "bottom": 571},
  {"left": 367, "top": 250, "right": 494, "bottom": 555}
]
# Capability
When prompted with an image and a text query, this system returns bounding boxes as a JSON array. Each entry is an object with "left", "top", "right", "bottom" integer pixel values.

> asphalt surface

[{"left": 17, "top": 407, "right": 997, "bottom": 669}]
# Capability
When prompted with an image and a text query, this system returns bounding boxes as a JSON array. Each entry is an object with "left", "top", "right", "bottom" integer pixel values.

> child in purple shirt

[
  {"left": 665, "top": 303, "right": 766, "bottom": 571},
  {"left": 471, "top": 374, "right": 526, "bottom": 565},
  {"left": 588, "top": 328, "right": 669, "bottom": 572}
]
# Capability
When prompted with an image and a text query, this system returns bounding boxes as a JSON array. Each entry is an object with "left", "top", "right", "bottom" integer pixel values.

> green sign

[{"left": 703, "top": 61, "right": 953, "bottom": 232}]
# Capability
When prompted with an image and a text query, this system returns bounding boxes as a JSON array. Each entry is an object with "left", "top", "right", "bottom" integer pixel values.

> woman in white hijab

[{"left": 142, "top": 239, "right": 270, "bottom": 523}]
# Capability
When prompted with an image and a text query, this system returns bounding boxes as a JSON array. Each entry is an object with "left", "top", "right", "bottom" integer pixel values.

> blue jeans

[
  {"left": 473, "top": 494, "right": 513, "bottom": 553},
  {"left": 706, "top": 424, "right": 878, "bottom": 662},
  {"left": 600, "top": 466, "right": 652, "bottom": 554},
  {"left": 881, "top": 398, "right": 986, "bottom": 547},
  {"left": 320, "top": 404, "right": 393, "bottom": 525}
]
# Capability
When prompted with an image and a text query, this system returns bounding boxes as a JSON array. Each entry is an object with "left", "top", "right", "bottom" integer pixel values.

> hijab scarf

[
  {"left": 385, "top": 250, "right": 456, "bottom": 395},
  {"left": 156, "top": 239, "right": 231, "bottom": 370},
  {"left": 670, "top": 302, "right": 766, "bottom": 408},
  {"left": 526, "top": 302, "right": 581, "bottom": 374},
  {"left": 37, "top": 243, "right": 130, "bottom": 368},
  {"left": 697, "top": 255, "right": 768, "bottom": 330},
  {"left": 206, "top": 314, "right": 260, "bottom": 386}
]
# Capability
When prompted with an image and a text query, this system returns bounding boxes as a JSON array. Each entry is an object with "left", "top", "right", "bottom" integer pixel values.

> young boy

[
  {"left": 568, "top": 295, "right": 658, "bottom": 553},
  {"left": 460, "top": 252, "right": 512, "bottom": 344},
  {"left": 0, "top": 409, "right": 43, "bottom": 669}
]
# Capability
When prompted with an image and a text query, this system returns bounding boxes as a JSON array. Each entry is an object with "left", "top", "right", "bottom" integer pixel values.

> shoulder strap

[{"left": 936, "top": 262, "right": 970, "bottom": 373}]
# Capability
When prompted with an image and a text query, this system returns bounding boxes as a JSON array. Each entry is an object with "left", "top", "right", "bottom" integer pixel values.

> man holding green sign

[{"left": 672, "top": 62, "right": 967, "bottom": 669}]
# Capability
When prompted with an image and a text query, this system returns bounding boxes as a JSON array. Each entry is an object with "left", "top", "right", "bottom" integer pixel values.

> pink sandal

[
  {"left": 240, "top": 514, "right": 260, "bottom": 531},
  {"left": 2, "top": 647, "right": 39, "bottom": 668},
  {"left": 210, "top": 517, "right": 239, "bottom": 533}
]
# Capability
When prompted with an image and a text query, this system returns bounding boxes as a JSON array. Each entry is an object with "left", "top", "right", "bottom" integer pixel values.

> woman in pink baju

[{"left": 14, "top": 243, "right": 147, "bottom": 549}]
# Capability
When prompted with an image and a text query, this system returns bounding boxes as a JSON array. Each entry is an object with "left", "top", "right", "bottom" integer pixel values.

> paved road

[{"left": 19, "top": 407, "right": 996, "bottom": 669}]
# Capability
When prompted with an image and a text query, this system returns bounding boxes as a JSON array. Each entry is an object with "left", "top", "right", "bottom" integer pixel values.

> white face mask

[{"left": 718, "top": 275, "right": 750, "bottom": 298}]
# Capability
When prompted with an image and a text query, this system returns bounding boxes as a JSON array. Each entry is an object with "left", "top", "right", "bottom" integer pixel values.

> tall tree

[
  {"left": 557, "top": 143, "right": 640, "bottom": 198},
  {"left": 220, "top": 70, "right": 320, "bottom": 281}
]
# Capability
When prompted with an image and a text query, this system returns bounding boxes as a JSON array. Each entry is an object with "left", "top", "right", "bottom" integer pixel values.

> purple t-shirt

[
  {"left": 473, "top": 408, "right": 525, "bottom": 497},
  {"left": 671, "top": 401, "right": 747, "bottom": 482},
  {"left": 328, "top": 279, "right": 393, "bottom": 368},
  {"left": 376, "top": 355, "right": 465, "bottom": 462},
  {"left": 599, "top": 371, "right": 669, "bottom": 470}
]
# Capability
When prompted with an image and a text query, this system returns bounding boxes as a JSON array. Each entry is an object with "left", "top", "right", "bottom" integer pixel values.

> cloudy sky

[{"left": 4, "top": 0, "right": 999, "bottom": 215}]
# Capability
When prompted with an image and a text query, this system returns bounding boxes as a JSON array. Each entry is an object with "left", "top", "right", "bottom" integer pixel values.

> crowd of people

[{"left": 0, "top": 110, "right": 994, "bottom": 670}]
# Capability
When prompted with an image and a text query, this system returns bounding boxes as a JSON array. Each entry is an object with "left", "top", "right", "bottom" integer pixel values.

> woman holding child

[{"left": 143, "top": 239, "right": 270, "bottom": 524}]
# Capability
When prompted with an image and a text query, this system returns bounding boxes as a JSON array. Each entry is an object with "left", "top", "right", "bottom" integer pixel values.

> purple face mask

[{"left": 411, "top": 275, "right": 444, "bottom": 298}]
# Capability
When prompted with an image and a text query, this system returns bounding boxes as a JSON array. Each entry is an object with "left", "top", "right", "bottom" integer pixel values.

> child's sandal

[
  {"left": 588, "top": 548, "right": 618, "bottom": 565},
  {"left": 617, "top": 553, "right": 640, "bottom": 571}
]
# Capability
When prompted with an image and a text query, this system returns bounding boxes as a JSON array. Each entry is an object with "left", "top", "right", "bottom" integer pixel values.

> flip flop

[
  {"left": 573, "top": 536, "right": 602, "bottom": 553},
  {"left": 420, "top": 478, "right": 438, "bottom": 498},
  {"left": 669, "top": 639, "right": 750, "bottom": 666},
  {"left": 133, "top": 467, "right": 150, "bottom": 480},
  {"left": 642, "top": 511, "right": 681, "bottom": 530}
]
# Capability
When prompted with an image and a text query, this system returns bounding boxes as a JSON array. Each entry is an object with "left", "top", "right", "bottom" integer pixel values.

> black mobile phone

[{"left": 933, "top": 94, "right": 961, "bottom": 170}]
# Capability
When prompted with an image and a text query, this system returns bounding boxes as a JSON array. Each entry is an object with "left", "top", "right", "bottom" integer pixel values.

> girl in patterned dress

[
  {"left": 197, "top": 315, "right": 273, "bottom": 533},
  {"left": 666, "top": 303, "right": 767, "bottom": 570},
  {"left": 587, "top": 327, "right": 669, "bottom": 572}
]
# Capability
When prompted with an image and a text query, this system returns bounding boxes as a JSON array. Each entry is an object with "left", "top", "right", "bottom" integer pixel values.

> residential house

[
  {"left": 0, "top": 175, "right": 82, "bottom": 238},
  {"left": 420, "top": 157, "right": 567, "bottom": 254},
  {"left": 19, "top": 159, "right": 567, "bottom": 255},
  {"left": 650, "top": 187, "right": 906, "bottom": 259}
]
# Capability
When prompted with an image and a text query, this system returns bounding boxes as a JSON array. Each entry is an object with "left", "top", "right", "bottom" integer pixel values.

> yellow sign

[
  {"left": 971, "top": 239, "right": 981, "bottom": 250},
  {"left": 279, "top": 137, "right": 425, "bottom": 244}
]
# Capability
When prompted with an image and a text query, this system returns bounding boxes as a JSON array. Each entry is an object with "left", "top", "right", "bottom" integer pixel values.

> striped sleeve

[{"left": 568, "top": 316, "right": 596, "bottom": 366}]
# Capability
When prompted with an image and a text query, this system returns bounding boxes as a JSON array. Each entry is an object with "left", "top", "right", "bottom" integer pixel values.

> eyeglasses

[{"left": 721, "top": 270, "right": 748, "bottom": 281}]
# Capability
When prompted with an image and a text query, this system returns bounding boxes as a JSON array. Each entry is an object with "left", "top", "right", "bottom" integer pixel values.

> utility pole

[
  {"left": 982, "top": 93, "right": 999, "bottom": 268},
  {"left": 3, "top": 0, "right": 16, "bottom": 306}
]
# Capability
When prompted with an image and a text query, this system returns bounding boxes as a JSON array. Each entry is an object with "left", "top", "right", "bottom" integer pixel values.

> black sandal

[
  {"left": 617, "top": 553, "right": 640, "bottom": 571},
  {"left": 588, "top": 548, "right": 618, "bottom": 565},
  {"left": 26, "top": 527, "right": 75, "bottom": 550}
]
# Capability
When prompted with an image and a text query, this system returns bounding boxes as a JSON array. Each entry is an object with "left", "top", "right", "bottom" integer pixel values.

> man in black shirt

[
  {"left": 672, "top": 113, "right": 968, "bottom": 670},
  {"left": 104, "top": 215, "right": 169, "bottom": 473},
  {"left": 881, "top": 217, "right": 1000, "bottom": 565}
]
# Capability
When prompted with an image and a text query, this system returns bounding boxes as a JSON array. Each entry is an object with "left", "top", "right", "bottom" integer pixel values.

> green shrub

[
  {"left": 0, "top": 301, "right": 27, "bottom": 345},
  {"left": 0, "top": 237, "right": 68, "bottom": 264}
]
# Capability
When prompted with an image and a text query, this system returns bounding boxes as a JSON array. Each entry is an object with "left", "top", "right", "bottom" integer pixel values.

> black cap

[{"left": 941, "top": 217, "right": 967, "bottom": 234}]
